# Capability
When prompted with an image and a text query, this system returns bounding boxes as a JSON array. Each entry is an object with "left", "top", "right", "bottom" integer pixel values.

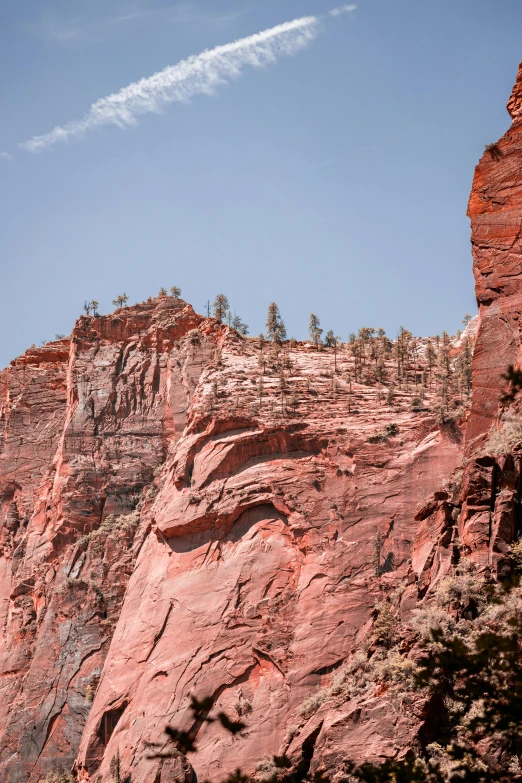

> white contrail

[
  {"left": 20, "top": 15, "right": 320, "bottom": 152},
  {"left": 329, "top": 4, "right": 357, "bottom": 16}
]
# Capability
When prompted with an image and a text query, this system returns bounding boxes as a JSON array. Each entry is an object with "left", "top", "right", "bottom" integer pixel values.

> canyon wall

[
  {"left": 0, "top": 300, "right": 462, "bottom": 783},
  {"left": 467, "top": 61, "right": 522, "bottom": 441},
  {"left": 0, "top": 299, "right": 221, "bottom": 781}
]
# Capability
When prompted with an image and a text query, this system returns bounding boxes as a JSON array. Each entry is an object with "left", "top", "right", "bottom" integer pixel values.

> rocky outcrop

[
  {"left": 0, "top": 300, "right": 463, "bottom": 782},
  {"left": 467, "top": 61, "right": 522, "bottom": 441},
  {"left": 0, "top": 298, "right": 223, "bottom": 782},
  {"left": 71, "top": 337, "right": 462, "bottom": 783}
]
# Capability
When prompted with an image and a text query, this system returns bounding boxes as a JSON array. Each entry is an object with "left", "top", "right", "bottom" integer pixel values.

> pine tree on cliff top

[
  {"left": 232, "top": 313, "right": 249, "bottom": 336},
  {"left": 309, "top": 313, "right": 323, "bottom": 349},
  {"left": 266, "top": 303, "right": 286, "bottom": 344},
  {"left": 112, "top": 293, "right": 128, "bottom": 309},
  {"left": 213, "top": 293, "right": 229, "bottom": 324},
  {"left": 325, "top": 330, "right": 341, "bottom": 372},
  {"left": 170, "top": 286, "right": 182, "bottom": 299}
]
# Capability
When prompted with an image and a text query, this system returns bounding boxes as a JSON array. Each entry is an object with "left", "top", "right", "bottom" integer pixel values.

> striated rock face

[
  {"left": 0, "top": 299, "right": 463, "bottom": 782},
  {"left": 0, "top": 298, "right": 222, "bottom": 782},
  {"left": 70, "top": 339, "right": 462, "bottom": 783},
  {"left": 467, "top": 61, "right": 522, "bottom": 441}
]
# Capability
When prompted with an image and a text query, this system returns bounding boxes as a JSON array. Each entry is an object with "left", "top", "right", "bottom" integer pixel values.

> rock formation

[
  {"left": 1, "top": 59, "right": 522, "bottom": 783},
  {"left": 467, "top": 60, "right": 522, "bottom": 441},
  {"left": 0, "top": 299, "right": 462, "bottom": 782}
]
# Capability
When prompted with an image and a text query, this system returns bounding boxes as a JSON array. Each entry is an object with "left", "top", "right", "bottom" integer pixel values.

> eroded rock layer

[
  {"left": 0, "top": 299, "right": 221, "bottom": 782},
  {"left": 468, "top": 61, "right": 522, "bottom": 440},
  {"left": 74, "top": 339, "right": 461, "bottom": 783},
  {"left": 1, "top": 299, "right": 463, "bottom": 782}
]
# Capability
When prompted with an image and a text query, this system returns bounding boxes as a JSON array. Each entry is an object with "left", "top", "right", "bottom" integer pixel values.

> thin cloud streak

[
  {"left": 20, "top": 15, "right": 319, "bottom": 153},
  {"left": 329, "top": 4, "right": 357, "bottom": 16},
  {"left": 32, "top": 4, "right": 249, "bottom": 47},
  {"left": 0, "top": 152, "right": 14, "bottom": 161}
]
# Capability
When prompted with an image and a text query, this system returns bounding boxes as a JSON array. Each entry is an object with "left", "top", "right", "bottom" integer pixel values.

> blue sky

[{"left": 1, "top": 0, "right": 521, "bottom": 367}]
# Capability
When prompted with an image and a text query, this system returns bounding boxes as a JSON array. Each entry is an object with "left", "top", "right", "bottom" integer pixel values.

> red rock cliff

[
  {"left": 468, "top": 61, "right": 522, "bottom": 440},
  {"left": 0, "top": 298, "right": 463, "bottom": 782},
  {"left": 0, "top": 298, "right": 222, "bottom": 782},
  {"left": 72, "top": 337, "right": 461, "bottom": 783}
]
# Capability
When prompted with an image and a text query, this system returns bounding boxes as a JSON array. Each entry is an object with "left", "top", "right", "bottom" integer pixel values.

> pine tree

[
  {"left": 411, "top": 338, "right": 420, "bottom": 389},
  {"left": 345, "top": 372, "right": 353, "bottom": 413},
  {"left": 170, "top": 286, "right": 182, "bottom": 299},
  {"left": 425, "top": 340, "right": 437, "bottom": 386},
  {"left": 232, "top": 314, "right": 249, "bottom": 335},
  {"left": 456, "top": 336, "right": 473, "bottom": 398},
  {"left": 325, "top": 330, "right": 341, "bottom": 371},
  {"left": 91, "top": 300, "right": 99, "bottom": 316},
  {"left": 395, "top": 326, "right": 412, "bottom": 381},
  {"left": 258, "top": 376, "right": 264, "bottom": 407},
  {"left": 112, "top": 293, "right": 128, "bottom": 309},
  {"left": 351, "top": 340, "right": 362, "bottom": 381},
  {"left": 358, "top": 327, "right": 375, "bottom": 343},
  {"left": 279, "top": 370, "right": 287, "bottom": 413},
  {"left": 158, "top": 287, "right": 168, "bottom": 296},
  {"left": 109, "top": 750, "right": 125, "bottom": 783},
  {"left": 433, "top": 332, "right": 452, "bottom": 421},
  {"left": 324, "top": 330, "right": 336, "bottom": 347},
  {"left": 309, "top": 314, "right": 323, "bottom": 349},
  {"left": 375, "top": 356, "right": 386, "bottom": 384},
  {"left": 266, "top": 303, "right": 286, "bottom": 344},
  {"left": 213, "top": 294, "right": 229, "bottom": 323}
]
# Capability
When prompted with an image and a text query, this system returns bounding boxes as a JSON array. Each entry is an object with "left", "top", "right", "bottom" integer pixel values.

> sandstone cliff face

[
  {"left": 467, "top": 61, "right": 522, "bottom": 441},
  {"left": 70, "top": 334, "right": 461, "bottom": 783},
  {"left": 0, "top": 301, "right": 463, "bottom": 782},
  {"left": 0, "top": 299, "right": 222, "bottom": 782}
]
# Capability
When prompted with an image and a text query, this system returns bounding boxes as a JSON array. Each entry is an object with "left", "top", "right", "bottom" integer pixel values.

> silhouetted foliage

[
  {"left": 485, "top": 142, "right": 502, "bottom": 161},
  {"left": 501, "top": 365, "right": 522, "bottom": 404}
]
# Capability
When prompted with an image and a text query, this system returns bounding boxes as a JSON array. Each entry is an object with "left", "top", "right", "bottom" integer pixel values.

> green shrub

[
  {"left": 371, "top": 602, "right": 397, "bottom": 648},
  {"left": 485, "top": 415, "right": 522, "bottom": 455},
  {"left": 41, "top": 771, "right": 74, "bottom": 783},
  {"left": 255, "top": 758, "right": 279, "bottom": 782},
  {"left": 510, "top": 539, "right": 522, "bottom": 571},
  {"left": 368, "top": 423, "right": 399, "bottom": 443},
  {"left": 77, "top": 509, "right": 140, "bottom": 550},
  {"left": 372, "top": 649, "right": 418, "bottom": 685}
]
